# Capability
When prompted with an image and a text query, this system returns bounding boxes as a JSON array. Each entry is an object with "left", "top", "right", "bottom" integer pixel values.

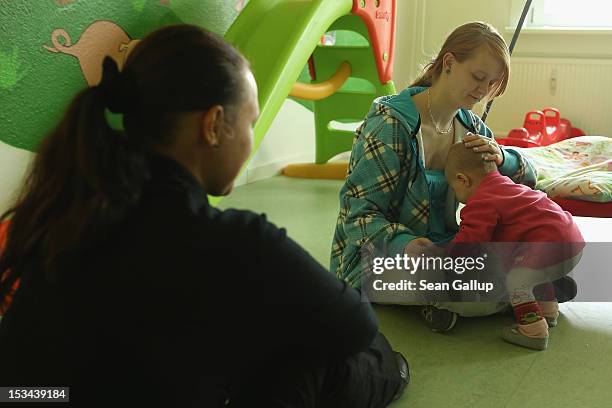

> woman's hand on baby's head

[{"left": 463, "top": 133, "right": 503, "bottom": 166}]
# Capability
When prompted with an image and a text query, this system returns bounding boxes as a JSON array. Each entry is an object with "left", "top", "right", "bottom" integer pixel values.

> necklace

[{"left": 427, "top": 88, "right": 453, "bottom": 134}]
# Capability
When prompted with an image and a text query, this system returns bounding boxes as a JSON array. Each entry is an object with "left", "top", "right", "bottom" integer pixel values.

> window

[{"left": 519, "top": 0, "right": 612, "bottom": 28}]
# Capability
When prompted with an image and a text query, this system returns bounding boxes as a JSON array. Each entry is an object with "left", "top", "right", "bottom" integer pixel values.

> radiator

[{"left": 484, "top": 57, "right": 612, "bottom": 138}]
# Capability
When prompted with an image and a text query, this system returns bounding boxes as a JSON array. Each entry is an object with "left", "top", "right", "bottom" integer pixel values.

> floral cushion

[{"left": 515, "top": 136, "right": 612, "bottom": 203}]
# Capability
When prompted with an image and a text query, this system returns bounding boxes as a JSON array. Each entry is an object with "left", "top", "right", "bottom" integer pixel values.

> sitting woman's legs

[{"left": 228, "top": 332, "right": 407, "bottom": 408}]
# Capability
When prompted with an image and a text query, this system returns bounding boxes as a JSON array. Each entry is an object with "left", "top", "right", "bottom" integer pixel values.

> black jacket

[{"left": 0, "top": 155, "right": 378, "bottom": 407}]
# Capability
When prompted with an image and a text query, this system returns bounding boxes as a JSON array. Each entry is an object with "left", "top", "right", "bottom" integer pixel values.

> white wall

[
  {"left": 234, "top": 99, "right": 315, "bottom": 187},
  {"left": 394, "top": 0, "right": 612, "bottom": 85},
  {"left": 393, "top": 0, "right": 612, "bottom": 136},
  {"left": 393, "top": 0, "right": 515, "bottom": 91},
  {"left": 0, "top": 142, "right": 34, "bottom": 215}
]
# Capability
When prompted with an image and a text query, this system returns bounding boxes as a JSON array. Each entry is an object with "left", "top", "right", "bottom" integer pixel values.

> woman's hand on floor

[{"left": 404, "top": 237, "right": 435, "bottom": 257}]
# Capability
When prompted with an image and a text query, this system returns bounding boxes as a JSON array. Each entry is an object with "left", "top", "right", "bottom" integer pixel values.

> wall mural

[
  {"left": 43, "top": 21, "right": 140, "bottom": 86},
  {"left": 0, "top": 0, "right": 247, "bottom": 152}
]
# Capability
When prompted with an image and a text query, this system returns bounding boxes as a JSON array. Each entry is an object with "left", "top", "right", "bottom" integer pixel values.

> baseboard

[{"left": 234, "top": 152, "right": 315, "bottom": 186}]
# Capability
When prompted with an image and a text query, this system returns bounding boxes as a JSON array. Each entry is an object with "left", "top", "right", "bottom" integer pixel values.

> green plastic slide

[
  {"left": 216, "top": 0, "right": 353, "bottom": 204},
  {"left": 220, "top": 0, "right": 398, "bottom": 204}
]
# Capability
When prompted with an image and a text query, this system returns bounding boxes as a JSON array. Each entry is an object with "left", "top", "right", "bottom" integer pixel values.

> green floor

[{"left": 219, "top": 176, "right": 612, "bottom": 408}]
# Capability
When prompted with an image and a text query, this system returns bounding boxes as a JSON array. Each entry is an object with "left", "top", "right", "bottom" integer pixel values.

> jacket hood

[{"left": 366, "top": 86, "right": 487, "bottom": 135}]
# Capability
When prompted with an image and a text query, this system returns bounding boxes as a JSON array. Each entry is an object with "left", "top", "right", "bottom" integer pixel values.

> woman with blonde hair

[{"left": 331, "top": 22, "right": 539, "bottom": 331}]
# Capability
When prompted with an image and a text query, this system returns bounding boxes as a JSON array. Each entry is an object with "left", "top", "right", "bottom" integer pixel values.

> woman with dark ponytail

[{"left": 0, "top": 25, "right": 408, "bottom": 407}]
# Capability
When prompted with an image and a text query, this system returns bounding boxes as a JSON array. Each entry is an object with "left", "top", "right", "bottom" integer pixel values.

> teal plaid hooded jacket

[{"left": 330, "top": 87, "right": 537, "bottom": 287}]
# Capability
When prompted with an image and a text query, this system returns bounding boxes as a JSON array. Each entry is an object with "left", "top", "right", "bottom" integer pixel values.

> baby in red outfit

[{"left": 445, "top": 140, "right": 584, "bottom": 350}]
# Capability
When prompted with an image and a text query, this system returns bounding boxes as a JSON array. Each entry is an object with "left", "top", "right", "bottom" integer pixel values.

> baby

[{"left": 444, "top": 140, "right": 584, "bottom": 350}]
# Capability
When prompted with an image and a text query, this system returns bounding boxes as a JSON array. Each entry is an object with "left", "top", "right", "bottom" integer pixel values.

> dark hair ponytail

[
  {"left": 0, "top": 62, "right": 148, "bottom": 286},
  {"left": 0, "top": 24, "right": 248, "bottom": 300}
]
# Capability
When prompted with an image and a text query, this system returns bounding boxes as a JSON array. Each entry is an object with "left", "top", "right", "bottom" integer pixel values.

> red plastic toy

[
  {"left": 351, "top": 0, "right": 396, "bottom": 84},
  {"left": 0, "top": 220, "right": 18, "bottom": 315},
  {"left": 498, "top": 107, "right": 585, "bottom": 148},
  {"left": 308, "top": 0, "right": 396, "bottom": 84}
]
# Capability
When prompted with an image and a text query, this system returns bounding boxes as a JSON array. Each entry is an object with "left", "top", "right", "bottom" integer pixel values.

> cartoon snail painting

[{"left": 43, "top": 20, "right": 141, "bottom": 86}]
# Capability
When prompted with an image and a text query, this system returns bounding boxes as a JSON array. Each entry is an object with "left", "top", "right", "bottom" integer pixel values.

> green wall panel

[{"left": 0, "top": 0, "right": 246, "bottom": 152}]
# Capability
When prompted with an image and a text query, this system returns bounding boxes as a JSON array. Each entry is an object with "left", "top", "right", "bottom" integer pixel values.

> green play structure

[
  {"left": 0, "top": 0, "right": 397, "bottom": 207},
  {"left": 223, "top": 0, "right": 397, "bottom": 190}
]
